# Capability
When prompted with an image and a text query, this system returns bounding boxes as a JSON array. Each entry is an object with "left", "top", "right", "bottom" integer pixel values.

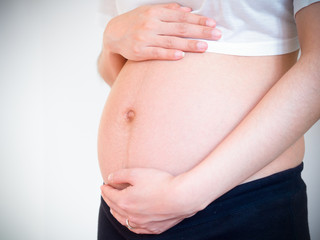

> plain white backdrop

[{"left": 0, "top": 1, "right": 319, "bottom": 239}]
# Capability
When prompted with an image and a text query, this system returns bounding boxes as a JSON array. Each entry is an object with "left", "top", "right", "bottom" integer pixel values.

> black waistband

[
  {"left": 99, "top": 163, "right": 307, "bottom": 240},
  {"left": 216, "top": 162, "right": 304, "bottom": 202}
]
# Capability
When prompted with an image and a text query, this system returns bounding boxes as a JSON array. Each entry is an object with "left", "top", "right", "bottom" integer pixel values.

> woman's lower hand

[
  {"left": 101, "top": 168, "right": 201, "bottom": 234},
  {"left": 103, "top": 3, "right": 221, "bottom": 61}
]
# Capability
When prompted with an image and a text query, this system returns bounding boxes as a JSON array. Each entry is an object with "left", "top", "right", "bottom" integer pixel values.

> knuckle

[
  {"left": 178, "top": 12, "right": 188, "bottom": 22},
  {"left": 134, "top": 32, "right": 146, "bottom": 42},
  {"left": 199, "top": 17, "right": 207, "bottom": 26},
  {"left": 144, "top": 7, "right": 157, "bottom": 17},
  {"left": 150, "top": 227, "right": 162, "bottom": 234},
  {"left": 132, "top": 45, "right": 141, "bottom": 56},
  {"left": 167, "top": 3, "right": 180, "bottom": 9},
  {"left": 130, "top": 216, "right": 144, "bottom": 226},
  {"left": 188, "top": 40, "right": 198, "bottom": 50},
  {"left": 151, "top": 48, "right": 161, "bottom": 58},
  {"left": 178, "top": 23, "right": 188, "bottom": 35},
  {"left": 164, "top": 38, "right": 174, "bottom": 48},
  {"left": 129, "top": 216, "right": 139, "bottom": 224},
  {"left": 203, "top": 27, "right": 212, "bottom": 37},
  {"left": 118, "top": 200, "right": 129, "bottom": 211},
  {"left": 141, "top": 20, "right": 154, "bottom": 30}
]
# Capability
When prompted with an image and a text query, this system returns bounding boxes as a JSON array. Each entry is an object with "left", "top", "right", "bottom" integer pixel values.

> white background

[{"left": 0, "top": 0, "right": 319, "bottom": 239}]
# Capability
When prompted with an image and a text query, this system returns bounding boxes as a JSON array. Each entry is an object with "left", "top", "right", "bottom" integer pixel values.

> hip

[{"left": 98, "top": 163, "right": 310, "bottom": 240}]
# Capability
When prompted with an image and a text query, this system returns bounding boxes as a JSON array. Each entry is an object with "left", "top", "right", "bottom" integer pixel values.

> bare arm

[
  {"left": 97, "top": 3, "right": 221, "bottom": 86},
  {"left": 101, "top": 3, "right": 320, "bottom": 234},
  {"left": 179, "top": 2, "right": 320, "bottom": 210},
  {"left": 97, "top": 47, "right": 127, "bottom": 87}
]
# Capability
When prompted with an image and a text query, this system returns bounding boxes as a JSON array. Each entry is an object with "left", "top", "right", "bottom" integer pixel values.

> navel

[{"left": 125, "top": 109, "right": 135, "bottom": 122}]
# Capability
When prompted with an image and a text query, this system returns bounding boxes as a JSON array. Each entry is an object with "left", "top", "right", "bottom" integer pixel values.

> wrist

[
  {"left": 98, "top": 47, "right": 127, "bottom": 86},
  {"left": 103, "top": 18, "right": 124, "bottom": 56},
  {"left": 170, "top": 171, "right": 211, "bottom": 214},
  {"left": 101, "top": 39, "right": 120, "bottom": 59}
]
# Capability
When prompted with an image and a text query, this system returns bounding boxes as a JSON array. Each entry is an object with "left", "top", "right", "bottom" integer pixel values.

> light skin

[
  {"left": 99, "top": 2, "right": 320, "bottom": 235},
  {"left": 98, "top": 3, "right": 221, "bottom": 86}
]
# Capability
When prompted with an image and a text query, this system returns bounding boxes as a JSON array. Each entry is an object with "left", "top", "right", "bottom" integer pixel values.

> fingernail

[
  {"left": 197, "top": 41, "right": 208, "bottom": 51},
  {"left": 107, "top": 173, "right": 113, "bottom": 183},
  {"left": 175, "top": 51, "right": 185, "bottom": 59},
  {"left": 110, "top": 209, "right": 113, "bottom": 215},
  {"left": 212, "top": 29, "right": 222, "bottom": 39},
  {"left": 206, "top": 19, "right": 215, "bottom": 27}
]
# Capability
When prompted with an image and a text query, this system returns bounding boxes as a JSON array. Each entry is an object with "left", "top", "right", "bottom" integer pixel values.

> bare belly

[{"left": 98, "top": 51, "right": 304, "bottom": 185}]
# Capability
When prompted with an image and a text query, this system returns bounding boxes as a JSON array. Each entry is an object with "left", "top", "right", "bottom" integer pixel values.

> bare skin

[
  {"left": 98, "top": 2, "right": 320, "bottom": 235},
  {"left": 98, "top": 51, "right": 302, "bottom": 185},
  {"left": 98, "top": 3, "right": 221, "bottom": 86}
]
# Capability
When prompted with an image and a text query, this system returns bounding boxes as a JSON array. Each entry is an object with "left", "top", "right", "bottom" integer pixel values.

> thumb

[{"left": 107, "top": 168, "right": 136, "bottom": 185}]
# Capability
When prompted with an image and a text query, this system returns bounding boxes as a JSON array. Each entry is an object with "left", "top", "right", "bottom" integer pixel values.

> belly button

[{"left": 125, "top": 109, "right": 135, "bottom": 122}]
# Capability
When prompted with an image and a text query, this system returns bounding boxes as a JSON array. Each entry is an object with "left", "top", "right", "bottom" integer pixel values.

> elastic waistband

[
  {"left": 216, "top": 163, "right": 304, "bottom": 202},
  {"left": 99, "top": 163, "right": 306, "bottom": 240}
]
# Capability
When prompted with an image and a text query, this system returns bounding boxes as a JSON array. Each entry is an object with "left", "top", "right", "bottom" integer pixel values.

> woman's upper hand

[
  {"left": 103, "top": 3, "right": 221, "bottom": 61},
  {"left": 101, "top": 168, "right": 203, "bottom": 234}
]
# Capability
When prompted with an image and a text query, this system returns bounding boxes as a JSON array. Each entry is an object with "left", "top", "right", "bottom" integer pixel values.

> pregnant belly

[{"left": 98, "top": 52, "right": 302, "bottom": 185}]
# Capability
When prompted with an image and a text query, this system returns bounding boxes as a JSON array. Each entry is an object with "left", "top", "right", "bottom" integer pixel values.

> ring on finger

[{"left": 126, "top": 218, "right": 134, "bottom": 230}]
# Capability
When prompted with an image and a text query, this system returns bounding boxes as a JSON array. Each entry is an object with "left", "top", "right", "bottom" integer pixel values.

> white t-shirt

[{"left": 97, "top": 0, "right": 319, "bottom": 56}]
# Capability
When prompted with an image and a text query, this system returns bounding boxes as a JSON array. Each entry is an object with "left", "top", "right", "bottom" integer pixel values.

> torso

[{"left": 98, "top": 51, "right": 304, "bottom": 187}]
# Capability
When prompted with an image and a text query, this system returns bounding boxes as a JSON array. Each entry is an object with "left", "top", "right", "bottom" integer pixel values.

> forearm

[
  {"left": 100, "top": 3, "right": 320, "bottom": 234},
  {"left": 98, "top": 47, "right": 127, "bottom": 87},
  {"left": 180, "top": 55, "right": 320, "bottom": 211}
]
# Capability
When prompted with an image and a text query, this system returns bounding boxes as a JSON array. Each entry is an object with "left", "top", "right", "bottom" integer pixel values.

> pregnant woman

[{"left": 97, "top": 1, "right": 320, "bottom": 239}]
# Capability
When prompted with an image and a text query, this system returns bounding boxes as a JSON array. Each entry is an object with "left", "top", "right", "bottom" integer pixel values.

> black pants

[{"left": 98, "top": 163, "right": 310, "bottom": 240}]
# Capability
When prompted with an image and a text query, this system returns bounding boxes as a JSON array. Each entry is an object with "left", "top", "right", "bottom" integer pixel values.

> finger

[
  {"left": 159, "top": 21, "right": 222, "bottom": 40},
  {"left": 130, "top": 227, "right": 154, "bottom": 234},
  {"left": 162, "top": 3, "right": 192, "bottom": 12},
  {"left": 101, "top": 184, "right": 120, "bottom": 200},
  {"left": 101, "top": 184, "right": 128, "bottom": 213},
  {"left": 139, "top": 47, "right": 185, "bottom": 61},
  {"left": 110, "top": 208, "right": 153, "bottom": 235},
  {"left": 160, "top": 8, "right": 216, "bottom": 28},
  {"left": 109, "top": 208, "right": 125, "bottom": 225},
  {"left": 179, "top": 6, "right": 193, "bottom": 12},
  {"left": 110, "top": 205, "right": 156, "bottom": 231},
  {"left": 110, "top": 208, "right": 139, "bottom": 229},
  {"left": 101, "top": 185, "right": 128, "bottom": 216},
  {"left": 131, "top": 217, "right": 184, "bottom": 235},
  {"left": 161, "top": 3, "right": 182, "bottom": 10},
  {"left": 153, "top": 36, "right": 208, "bottom": 52},
  {"left": 107, "top": 168, "right": 137, "bottom": 186}
]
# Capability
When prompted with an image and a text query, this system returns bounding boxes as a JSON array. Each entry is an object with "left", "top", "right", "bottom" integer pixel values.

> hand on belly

[
  {"left": 101, "top": 167, "right": 200, "bottom": 235},
  {"left": 98, "top": 51, "right": 300, "bottom": 234}
]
